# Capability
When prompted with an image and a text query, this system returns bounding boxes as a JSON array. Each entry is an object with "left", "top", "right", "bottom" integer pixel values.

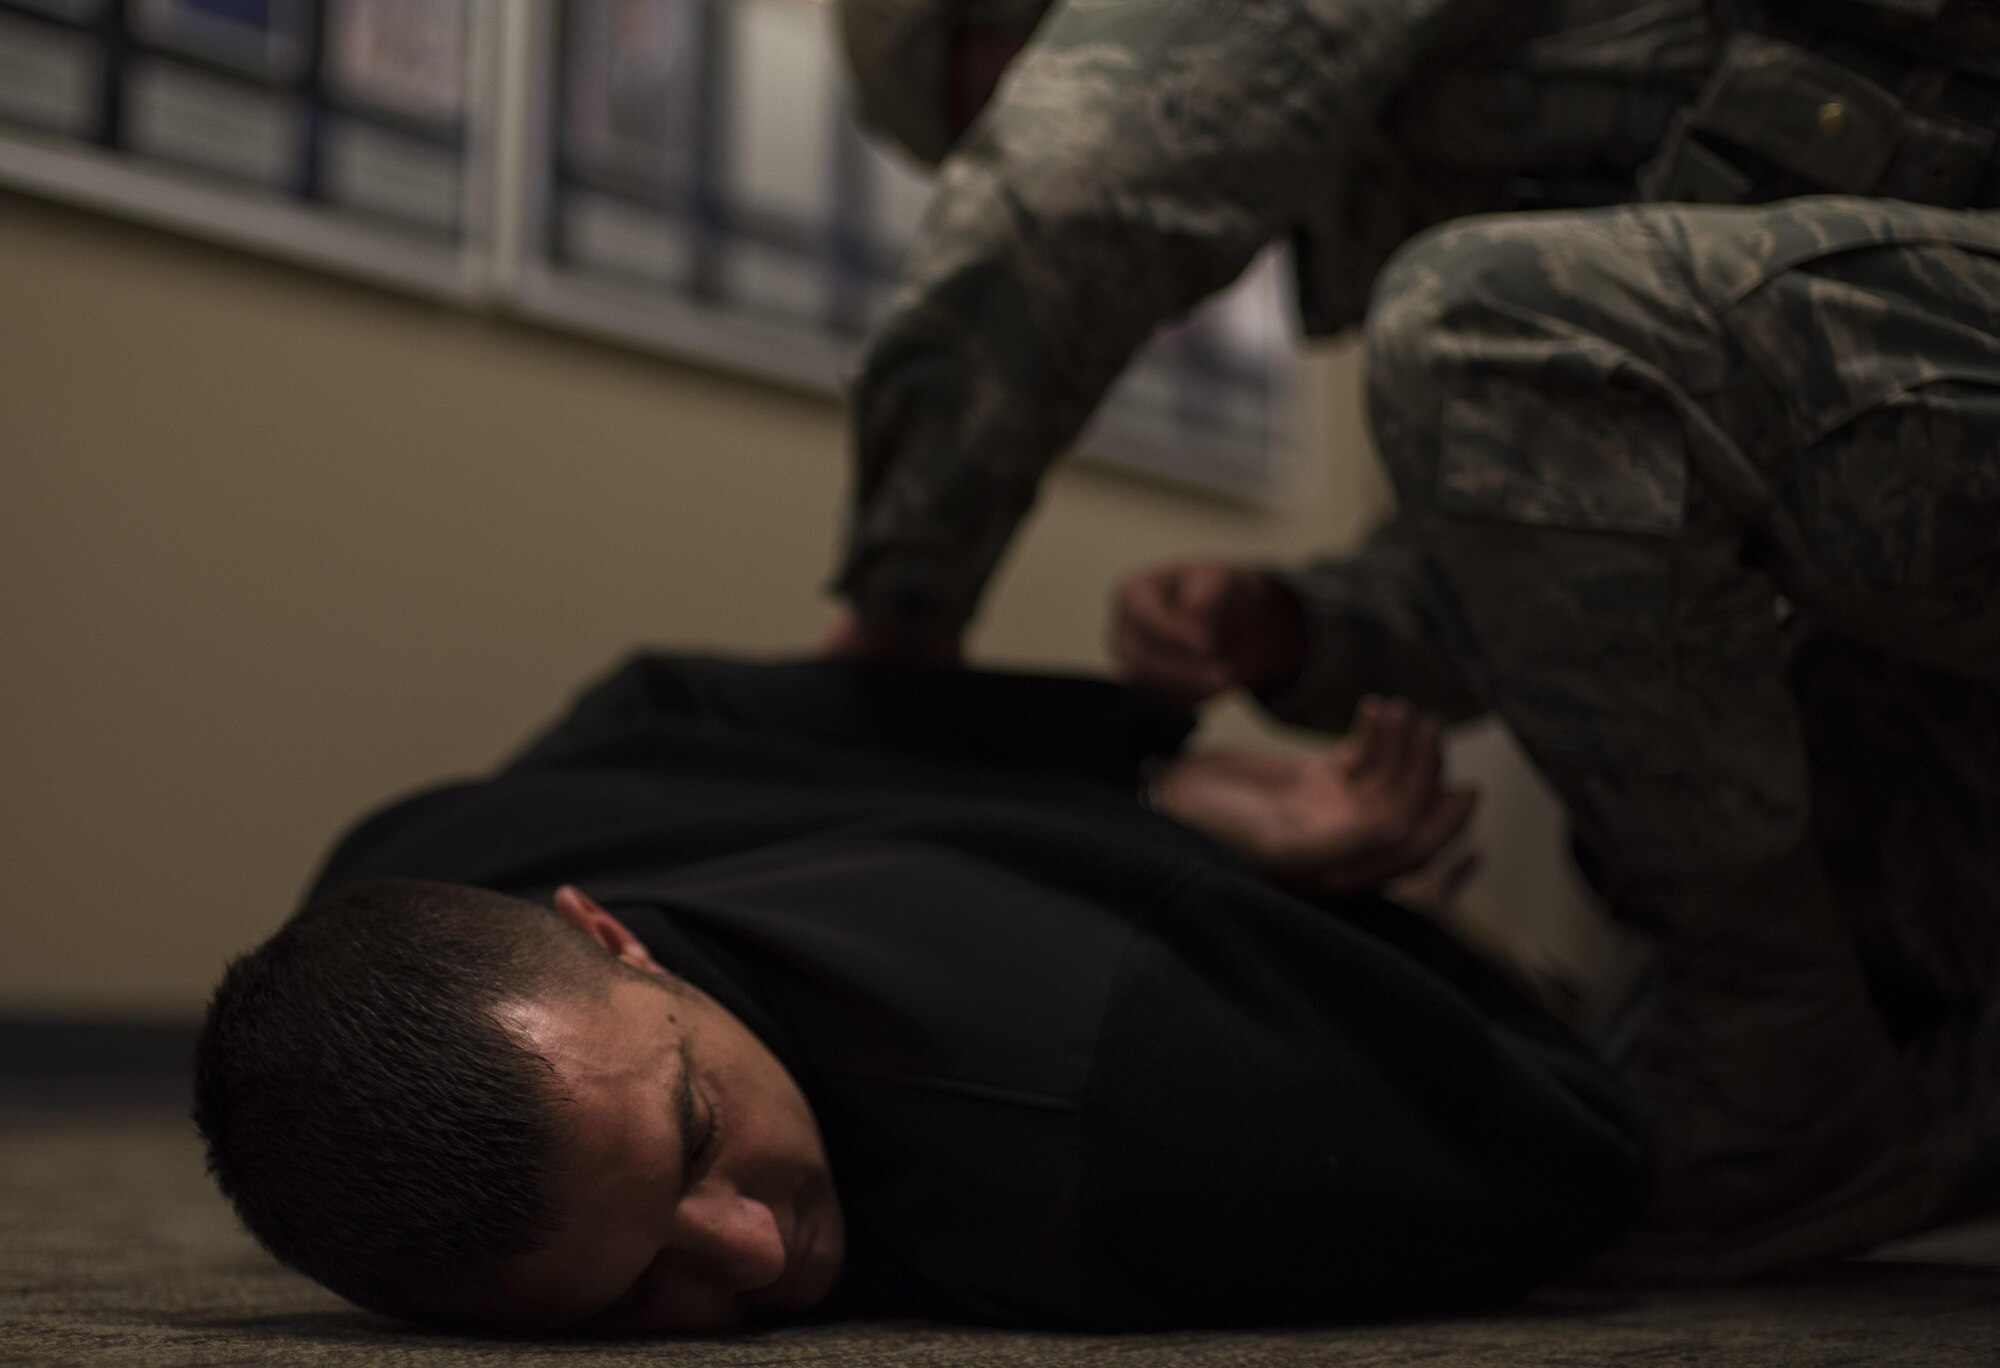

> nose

[{"left": 651, "top": 1188, "right": 788, "bottom": 1328}]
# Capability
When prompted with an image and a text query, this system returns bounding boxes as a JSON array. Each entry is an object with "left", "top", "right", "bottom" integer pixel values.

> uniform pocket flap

[
  {"left": 1687, "top": 34, "right": 1901, "bottom": 194},
  {"left": 1437, "top": 375, "right": 1688, "bottom": 536}
]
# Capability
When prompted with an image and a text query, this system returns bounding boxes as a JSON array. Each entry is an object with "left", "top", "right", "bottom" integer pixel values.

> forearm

[
  {"left": 1256, "top": 516, "right": 1487, "bottom": 731},
  {"left": 837, "top": 0, "right": 1467, "bottom": 635},
  {"left": 835, "top": 112, "right": 1264, "bottom": 630}
]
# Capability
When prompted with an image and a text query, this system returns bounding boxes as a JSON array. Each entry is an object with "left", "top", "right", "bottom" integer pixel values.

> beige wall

[
  {"left": 0, "top": 190, "right": 1348, "bottom": 1015},
  {"left": 0, "top": 189, "right": 1593, "bottom": 1018}
]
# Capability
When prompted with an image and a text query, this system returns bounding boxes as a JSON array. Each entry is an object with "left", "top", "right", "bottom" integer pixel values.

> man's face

[{"left": 473, "top": 897, "right": 843, "bottom": 1333}]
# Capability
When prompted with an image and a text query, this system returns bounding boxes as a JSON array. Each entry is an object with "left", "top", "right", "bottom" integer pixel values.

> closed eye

[
  {"left": 673, "top": 1036, "right": 724, "bottom": 1190},
  {"left": 690, "top": 1092, "right": 721, "bottom": 1182},
  {"left": 582, "top": 1043, "right": 708, "bottom": 1332}
]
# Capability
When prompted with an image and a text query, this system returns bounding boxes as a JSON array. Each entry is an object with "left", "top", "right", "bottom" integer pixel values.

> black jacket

[{"left": 311, "top": 654, "right": 1650, "bottom": 1329}]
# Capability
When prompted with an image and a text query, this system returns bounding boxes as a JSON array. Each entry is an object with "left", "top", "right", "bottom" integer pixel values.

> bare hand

[
  {"left": 818, "top": 606, "right": 962, "bottom": 665},
  {"left": 1152, "top": 696, "right": 1478, "bottom": 893},
  {"left": 1108, "top": 560, "right": 1306, "bottom": 710}
]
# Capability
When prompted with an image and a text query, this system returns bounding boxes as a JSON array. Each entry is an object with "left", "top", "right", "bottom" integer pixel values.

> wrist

[
  {"left": 1233, "top": 577, "right": 1308, "bottom": 691},
  {"left": 820, "top": 607, "right": 962, "bottom": 664}
]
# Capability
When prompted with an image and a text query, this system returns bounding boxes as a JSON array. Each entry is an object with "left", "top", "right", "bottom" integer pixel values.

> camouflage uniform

[
  {"left": 838, "top": 0, "right": 2000, "bottom": 1273},
  {"left": 836, "top": 0, "right": 1714, "bottom": 631},
  {"left": 1349, "top": 197, "right": 2000, "bottom": 1276}
]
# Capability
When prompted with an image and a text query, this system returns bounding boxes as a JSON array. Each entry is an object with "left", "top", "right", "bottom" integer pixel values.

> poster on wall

[
  {"left": 122, "top": 56, "right": 306, "bottom": 189},
  {"left": 0, "top": 0, "right": 489, "bottom": 297},
  {"left": 129, "top": 0, "right": 314, "bottom": 81},
  {"left": 320, "top": 117, "right": 464, "bottom": 235},
  {"left": 712, "top": 0, "right": 840, "bottom": 322},
  {"left": 0, "top": 11, "right": 104, "bottom": 138},
  {"left": 327, "top": 0, "right": 469, "bottom": 126},
  {"left": 321, "top": 0, "right": 473, "bottom": 237},
  {"left": 562, "top": 0, "right": 704, "bottom": 193},
  {"left": 124, "top": 0, "right": 315, "bottom": 190},
  {"left": 534, "top": 0, "right": 891, "bottom": 365},
  {"left": 522, "top": 0, "right": 1288, "bottom": 501},
  {"left": 0, "top": 0, "right": 1288, "bottom": 501}
]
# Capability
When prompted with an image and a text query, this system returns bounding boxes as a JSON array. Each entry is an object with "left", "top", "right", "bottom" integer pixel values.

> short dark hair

[{"left": 193, "top": 878, "right": 612, "bottom": 1319}]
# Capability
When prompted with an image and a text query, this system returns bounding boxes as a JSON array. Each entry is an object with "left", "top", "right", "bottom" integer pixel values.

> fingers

[
  {"left": 817, "top": 606, "right": 867, "bottom": 659},
  {"left": 1176, "top": 564, "right": 1235, "bottom": 644},
  {"left": 1108, "top": 562, "right": 1249, "bottom": 706},
  {"left": 1109, "top": 561, "right": 1306, "bottom": 705},
  {"left": 1405, "top": 785, "right": 1480, "bottom": 865},
  {"left": 1435, "top": 849, "right": 1482, "bottom": 904},
  {"left": 1215, "top": 576, "right": 1308, "bottom": 690},
  {"left": 1342, "top": 696, "right": 1389, "bottom": 779},
  {"left": 1301, "top": 783, "right": 1479, "bottom": 893},
  {"left": 1415, "top": 714, "right": 1445, "bottom": 804},
  {"left": 1125, "top": 564, "right": 1219, "bottom": 655},
  {"left": 1375, "top": 698, "right": 1414, "bottom": 784},
  {"left": 1110, "top": 619, "right": 1229, "bottom": 706},
  {"left": 1343, "top": 697, "right": 1428, "bottom": 807},
  {"left": 1382, "top": 848, "right": 1481, "bottom": 920},
  {"left": 819, "top": 608, "right": 963, "bottom": 664},
  {"left": 1381, "top": 710, "right": 1443, "bottom": 820}
]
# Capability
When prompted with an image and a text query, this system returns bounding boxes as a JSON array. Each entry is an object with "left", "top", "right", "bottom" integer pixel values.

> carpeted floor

[{"left": 4, "top": 1105, "right": 1995, "bottom": 1367}]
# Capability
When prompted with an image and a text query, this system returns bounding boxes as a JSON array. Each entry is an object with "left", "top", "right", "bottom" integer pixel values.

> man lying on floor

[{"left": 193, "top": 653, "right": 1649, "bottom": 1334}]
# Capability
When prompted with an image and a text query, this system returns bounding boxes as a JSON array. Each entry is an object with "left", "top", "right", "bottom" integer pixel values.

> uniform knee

[
  {"left": 1365, "top": 211, "right": 1663, "bottom": 396},
  {"left": 1363, "top": 210, "right": 1694, "bottom": 504},
  {"left": 1362, "top": 219, "right": 1565, "bottom": 494},
  {"left": 1367, "top": 219, "right": 1568, "bottom": 404}
]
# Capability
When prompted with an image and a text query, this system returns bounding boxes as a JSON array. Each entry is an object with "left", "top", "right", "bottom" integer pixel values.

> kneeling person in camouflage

[
  {"left": 834, "top": 0, "right": 2000, "bottom": 1274},
  {"left": 1113, "top": 194, "right": 2000, "bottom": 1275}
]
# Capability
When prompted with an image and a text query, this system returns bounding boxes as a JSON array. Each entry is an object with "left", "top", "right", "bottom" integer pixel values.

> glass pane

[
  {"left": 130, "top": 0, "right": 315, "bottom": 81},
  {"left": 562, "top": 0, "right": 704, "bottom": 194},
  {"left": 326, "top": 0, "right": 467, "bottom": 126}
]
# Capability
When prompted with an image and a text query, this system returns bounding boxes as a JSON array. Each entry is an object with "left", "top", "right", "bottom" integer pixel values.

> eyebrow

[{"left": 578, "top": 1037, "right": 698, "bottom": 1331}]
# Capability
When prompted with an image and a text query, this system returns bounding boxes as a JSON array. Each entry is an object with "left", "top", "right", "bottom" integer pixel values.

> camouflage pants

[{"left": 1363, "top": 197, "right": 2000, "bottom": 1275}]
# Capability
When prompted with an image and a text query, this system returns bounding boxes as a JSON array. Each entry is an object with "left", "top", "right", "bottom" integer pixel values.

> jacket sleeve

[
  {"left": 1255, "top": 515, "right": 1488, "bottom": 732},
  {"left": 833, "top": 0, "right": 1483, "bottom": 635},
  {"left": 1081, "top": 870, "right": 1652, "bottom": 1325}
]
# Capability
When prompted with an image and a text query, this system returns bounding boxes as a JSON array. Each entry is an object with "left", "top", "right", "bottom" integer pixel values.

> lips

[
  {"left": 772, "top": 1211, "right": 842, "bottom": 1312},
  {"left": 783, "top": 1217, "right": 820, "bottom": 1306}
]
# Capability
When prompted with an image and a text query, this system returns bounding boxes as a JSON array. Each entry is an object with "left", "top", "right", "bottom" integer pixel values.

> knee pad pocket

[{"left": 1433, "top": 372, "right": 1689, "bottom": 538}]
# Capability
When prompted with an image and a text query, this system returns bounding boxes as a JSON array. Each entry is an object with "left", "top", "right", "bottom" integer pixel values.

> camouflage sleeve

[
  {"left": 1256, "top": 516, "right": 1488, "bottom": 732},
  {"left": 833, "top": 0, "right": 1486, "bottom": 636}
]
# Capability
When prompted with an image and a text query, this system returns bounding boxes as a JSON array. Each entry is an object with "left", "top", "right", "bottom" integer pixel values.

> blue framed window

[
  {"left": 535, "top": 0, "right": 1288, "bottom": 500},
  {"left": 0, "top": 0, "right": 476, "bottom": 239}
]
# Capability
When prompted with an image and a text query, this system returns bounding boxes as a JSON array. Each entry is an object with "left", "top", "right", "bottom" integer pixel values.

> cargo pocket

[
  {"left": 1425, "top": 371, "right": 1692, "bottom": 791},
  {"left": 1783, "top": 376, "right": 2000, "bottom": 592},
  {"left": 1724, "top": 223, "right": 2000, "bottom": 589},
  {"left": 1435, "top": 366, "right": 1688, "bottom": 537},
  {"left": 1637, "top": 34, "right": 1902, "bottom": 204}
]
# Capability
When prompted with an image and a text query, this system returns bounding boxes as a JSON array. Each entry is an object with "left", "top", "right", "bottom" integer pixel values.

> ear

[{"left": 552, "top": 886, "right": 664, "bottom": 976}]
